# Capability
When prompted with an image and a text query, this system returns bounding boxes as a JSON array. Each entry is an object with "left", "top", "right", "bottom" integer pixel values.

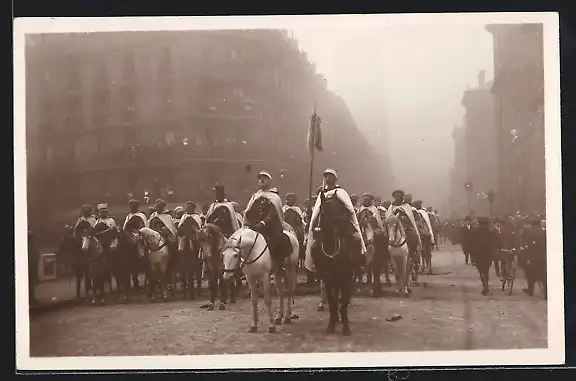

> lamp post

[
  {"left": 464, "top": 181, "right": 473, "bottom": 217},
  {"left": 486, "top": 188, "right": 496, "bottom": 217}
]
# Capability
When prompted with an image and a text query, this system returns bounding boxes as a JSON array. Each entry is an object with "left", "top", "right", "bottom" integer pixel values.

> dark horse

[
  {"left": 76, "top": 220, "right": 107, "bottom": 305},
  {"left": 63, "top": 229, "right": 91, "bottom": 301},
  {"left": 112, "top": 228, "right": 142, "bottom": 303},
  {"left": 311, "top": 190, "right": 361, "bottom": 336},
  {"left": 176, "top": 216, "right": 203, "bottom": 299}
]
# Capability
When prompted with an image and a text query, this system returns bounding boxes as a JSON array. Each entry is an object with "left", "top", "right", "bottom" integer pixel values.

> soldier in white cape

[{"left": 304, "top": 169, "right": 366, "bottom": 273}]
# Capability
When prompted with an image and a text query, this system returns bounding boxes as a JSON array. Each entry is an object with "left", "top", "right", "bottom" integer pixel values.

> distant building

[
  {"left": 460, "top": 70, "right": 497, "bottom": 216},
  {"left": 449, "top": 125, "right": 468, "bottom": 218},
  {"left": 26, "top": 30, "right": 388, "bottom": 236},
  {"left": 485, "top": 23, "right": 545, "bottom": 215}
]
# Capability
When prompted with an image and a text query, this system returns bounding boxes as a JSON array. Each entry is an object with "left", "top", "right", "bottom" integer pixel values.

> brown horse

[
  {"left": 76, "top": 220, "right": 107, "bottom": 305},
  {"left": 177, "top": 216, "right": 203, "bottom": 299},
  {"left": 197, "top": 223, "right": 237, "bottom": 310},
  {"left": 112, "top": 228, "right": 141, "bottom": 303}
]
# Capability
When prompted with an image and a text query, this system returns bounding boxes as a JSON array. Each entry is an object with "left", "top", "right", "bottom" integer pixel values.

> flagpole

[{"left": 308, "top": 102, "right": 317, "bottom": 203}]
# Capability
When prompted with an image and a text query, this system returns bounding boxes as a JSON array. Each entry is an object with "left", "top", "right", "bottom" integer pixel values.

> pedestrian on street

[
  {"left": 521, "top": 217, "right": 547, "bottom": 297},
  {"left": 470, "top": 217, "right": 500, "bottom": 295},
  {"left": 461, "top": 216, "right": 474, "bottom": 265}
]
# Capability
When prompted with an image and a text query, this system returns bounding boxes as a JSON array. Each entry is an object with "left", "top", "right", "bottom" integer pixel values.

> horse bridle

[
  {"left": 223, "top": 229, "right": 268, "bottom": 273},
  {"left": 141, "top": 231, "right": 167, "bottom": 253},
  {"left": 317, "top": 208, "right": 343, "bottom": 259},
  {"left": 388, "top": 221, "right": 407, "bottom": 248}
]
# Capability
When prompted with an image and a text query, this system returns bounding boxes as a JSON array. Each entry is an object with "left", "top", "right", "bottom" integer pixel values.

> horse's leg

[
  {"left": 318, "top": 279, "right": 326, "bottom": 311},
  {"left": 159, "top": 260, "right": 168, "bottom": 300},
  {"left": 340, "top": 269, "right": 353, "bottom": 336},
  {"left": 274, "top": 268, "right": 285, "bottom": 325},
  {"left": 206, "top": 268, "right": 216, "bottom": 310},
  {"left": 262, "top": 272, "right": 276, "bottom": 333},
  {"left": 286, "top": 260, "right": 298, "bottom": 322},
  {"left": 325, "top": 280, "right": 337, "bottom": 334},
  {"left": 218, "top": 273, "right": 227, "bottom": 310},
  {"left": 403, "top": 253, "right": 411, "bottom": 295},
  {"left": 246, "top": 275, "right": 259, "bottom": 332},
  {"left": 372, "top": 246, "right": 382, "bottom": 297}
]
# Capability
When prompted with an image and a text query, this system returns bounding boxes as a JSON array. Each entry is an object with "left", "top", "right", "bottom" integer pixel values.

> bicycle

[{"left": 499, "top": 249, "right": 516, "bottom": 296}]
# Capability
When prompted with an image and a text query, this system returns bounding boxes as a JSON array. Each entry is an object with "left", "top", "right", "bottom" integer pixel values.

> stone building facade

[
  {"left": 485, "top": 23, "right": 545, "bottom": 215},
  {"left": 460, "top": 70, "right": 498, "bottom": 217},
  {"left": 26, "top": 30, "right": 388, "bottom": 235}
]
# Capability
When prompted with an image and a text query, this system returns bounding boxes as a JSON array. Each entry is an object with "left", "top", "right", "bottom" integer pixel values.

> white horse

[
  {"left": 222, "top": 226, "right": 299, "bottom": 333},
  {"left": 138, "top": 227, "right": 170, "bottom": 301},
  {"left": 386, "top": 215, "right": 410, "bottom": 297}
]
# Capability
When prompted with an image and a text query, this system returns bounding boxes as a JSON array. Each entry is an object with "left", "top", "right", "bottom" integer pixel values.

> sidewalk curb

[{"left": 29, "top": 298, "right": 78, "bottom": 316}]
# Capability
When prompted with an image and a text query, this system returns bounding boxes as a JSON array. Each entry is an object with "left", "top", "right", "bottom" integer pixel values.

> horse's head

[
  {"left": 221, "top": 228, "right": 253, "bottom": 281},
  {"left": 137, "top": 227, "right": 160, "bottom": 257},
  {"left": 387, "top": 215, "right": 405, "bottom": 245},
  {"left": 197, "top": 223, "right": 225, "bottom": 260}
]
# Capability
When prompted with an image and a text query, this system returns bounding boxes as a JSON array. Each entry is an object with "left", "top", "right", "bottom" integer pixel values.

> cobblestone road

[{"left": 29, "top": 244, "right": 547, "bottom": 356}]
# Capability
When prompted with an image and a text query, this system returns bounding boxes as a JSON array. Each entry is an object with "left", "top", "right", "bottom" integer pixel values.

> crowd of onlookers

[{"left": 441, "top": 213, "right": 546, "bottom": 297}]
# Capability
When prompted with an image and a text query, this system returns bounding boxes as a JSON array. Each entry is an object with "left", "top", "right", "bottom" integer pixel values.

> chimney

[{"left": 478, "top": 70, "right": 486, "bottom": 87}]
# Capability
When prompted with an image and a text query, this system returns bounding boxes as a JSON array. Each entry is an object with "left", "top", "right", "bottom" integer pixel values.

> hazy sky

[{"left": 292, "top": 24, "right": 494, "bottom": 210}]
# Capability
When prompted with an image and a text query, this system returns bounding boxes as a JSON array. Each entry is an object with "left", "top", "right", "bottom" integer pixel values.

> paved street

[{"left": 29, "top": 243, "right": 547, "bottom": 356}]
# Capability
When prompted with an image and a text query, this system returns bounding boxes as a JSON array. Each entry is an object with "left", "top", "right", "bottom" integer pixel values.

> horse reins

[
  {"left": 224, "top": 230, "right": 269, "bottom": 273},
  {"left": 143, "top": 232, "right": 167, "bottom": 253},
  {"left": 389, "top": 222, "right": 407, "bottom": 248}
]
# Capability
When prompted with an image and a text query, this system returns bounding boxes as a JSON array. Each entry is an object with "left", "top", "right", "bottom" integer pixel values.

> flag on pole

[{"left": 307, "top": 112, "right": 323, "bottom": 154}]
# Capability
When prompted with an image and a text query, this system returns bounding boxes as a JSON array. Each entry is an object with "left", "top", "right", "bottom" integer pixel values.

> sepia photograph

[{"left": 14, "top": 13, "right": 563, "bottom": 370}]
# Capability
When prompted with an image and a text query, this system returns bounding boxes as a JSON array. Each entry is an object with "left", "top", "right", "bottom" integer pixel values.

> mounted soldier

[
  {"left": 148, "top": 199, "right": 177, "bottom": 244},
  {"left": 172, "top": 206, "right": 184, "bottom": 228},
  {"left": 123, "top": 199, "right": 148, "bottom": 233},
  {"left": 304, "top": 169, "right": 366, "bottom": 273},
  {"left": 244, "top": 171, "right": 293, "bottom": 272},
  {"left": 230, "top": 201, "right": 244, "bottom": 228},
  {"left": 413, "top": 200, "right": 435, "bottom": 274},
  {"left": 283, "top": 192, "right": 305, "bottom": 250},
  {"left": 385, "top": 190, "right": 422, "bottom": 279},
  {"left": 74, "top": 204, "right": 97, "bottom": 237},
  {"left": 206, "top": 184, "right": 240, "bottom": 238},
  {"left": 93, "top": 203, "right": 120, "bottom": 293},
  {"left": 358, "top": 192, "right": 387, "bottom": 295},
  {"left": 350, "top": 194, "right": 360, "bottom": 214}
]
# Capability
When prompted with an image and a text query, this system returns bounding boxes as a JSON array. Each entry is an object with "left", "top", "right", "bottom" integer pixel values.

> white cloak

[
  {"left": 148, "top": 212, "right": 177, "bottom": 237},
  {"left": 206, "top": 201, "right": 240, "bottom": 232},
  {"left": 123, "top": 212, "right": 148, "bottom": 230},
  {"left": 304, "top": 187, "right": 366, "bottom": 273},
  {"left": 417, "top": 209, "right": 435, "bottom": 244}
]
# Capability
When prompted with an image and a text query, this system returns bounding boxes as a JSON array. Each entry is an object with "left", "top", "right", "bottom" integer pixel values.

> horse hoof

[
  {"left": 218, "top": 303, "right": 226, "bottom": 310},
  {"left": 290, "top": 314, "right": 300, "bottom": 320},
  {"left": 268, "top": 326, "right": 276, "bottom": 333},
  {"left": 274, "top": 317, "right": 283, "bottom": 325},
  {"left": 283, "top": 317, "right": 292, "bottom": 325},
  {"left": 249, "top": 326, "right": 257, "bottom": 333},
  {"left": 342, "top": 327, "right": 352, "bottom": 336},
  {"left": 208, "top": 304, "right": 215, "bottom": 311},
  {"left": 91, "top": 299, "right": 96, "bottom": 305},
  {"left": 317, "top": 305, "right": 324, "bottom": 312}
]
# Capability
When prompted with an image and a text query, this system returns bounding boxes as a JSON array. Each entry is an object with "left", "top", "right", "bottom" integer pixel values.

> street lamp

[
  {"left": 464, "top": 181, "right": 473, "bottom": 217},
  {"left": 486, "top": 188, "right": 496, "bottom": 217}
]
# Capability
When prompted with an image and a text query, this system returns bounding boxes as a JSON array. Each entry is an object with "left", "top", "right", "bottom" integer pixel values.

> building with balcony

[
  {"left": 485, "top": 23, "right": 545, "bottom": 215},
  {"left": 25, "top": 30, "right": 388, "bottom": 236}
]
